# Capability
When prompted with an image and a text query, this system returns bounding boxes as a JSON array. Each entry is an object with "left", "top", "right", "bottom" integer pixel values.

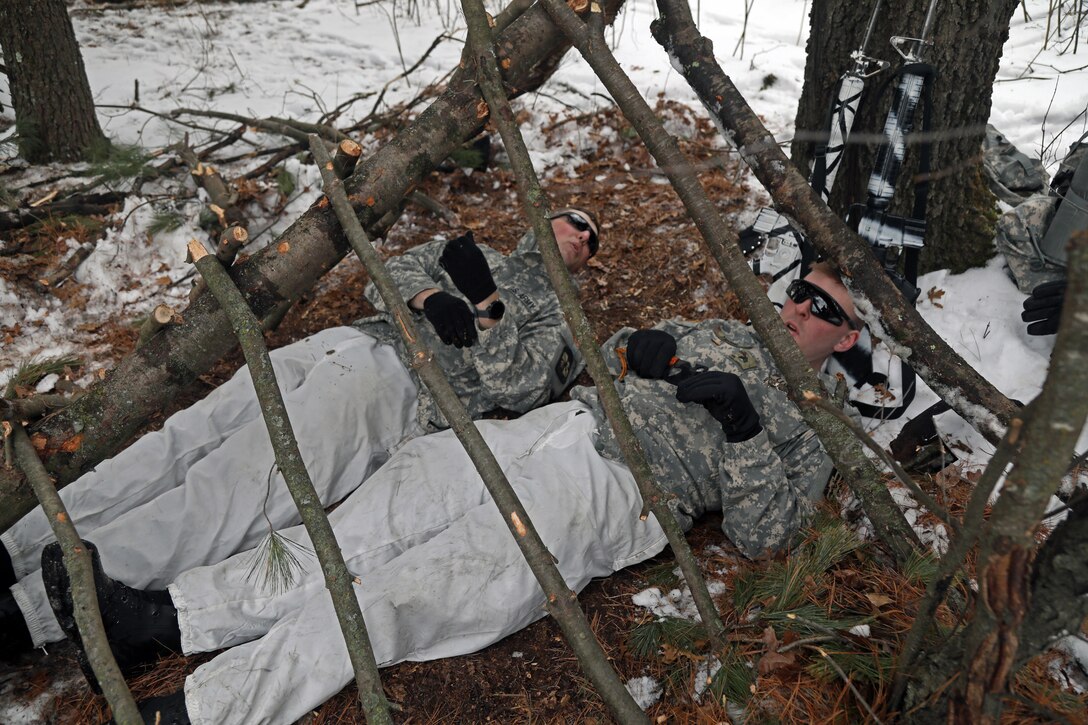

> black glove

[
  {"left": 675, "top": 371, "right": 762, "bottom": 443},
  {"left": 1021, "top": 279, "right": 1066, "bottom": 336},
  {"left": 439, "top": 232, "right": 497, "bottom": 305},
  {"left": 626, "top": 330, "right": 677, "bottom": 379},
  {"left": 423, "top": 291, "right": 477, "bottom": 348}
]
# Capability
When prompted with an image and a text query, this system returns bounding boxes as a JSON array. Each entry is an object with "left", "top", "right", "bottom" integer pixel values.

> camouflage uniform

[
  {"left": 988, "top": 128, "right": 1088, "bottom": 293},
  {"left": 994, "top": 195, "right": 1065, "bottom": 293},
  {"left": 982, "top": 124, "right": 1046, "bottom": 207},
  {"left": 573, "top": 319, "right": 833, "bottom": 558},
  {"left": 356, "top": 228, "right": 582, "bottom": 429}
]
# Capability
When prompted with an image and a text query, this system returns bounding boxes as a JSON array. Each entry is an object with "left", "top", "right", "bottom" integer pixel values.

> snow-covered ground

[{"left": 1, "top": 0, "right": 1087, "bottom": 719}]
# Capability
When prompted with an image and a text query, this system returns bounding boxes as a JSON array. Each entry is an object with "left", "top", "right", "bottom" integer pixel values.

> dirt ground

[{"left": 2, "top": 103, "right": 1086, "bottom": 723}]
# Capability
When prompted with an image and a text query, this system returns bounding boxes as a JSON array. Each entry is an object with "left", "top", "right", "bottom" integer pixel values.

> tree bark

[
  {"left": 0, "top": 0, "right": 106, "bottom": 162},
  {"left": 1015, "top": 490, "right": 1088, "bottom": 668},
  {"left": 0, "top": 0, "right": 628, "bottom": 535},
  {"left": 792, "top": 0, "right": 1019, "bottom": 272}
]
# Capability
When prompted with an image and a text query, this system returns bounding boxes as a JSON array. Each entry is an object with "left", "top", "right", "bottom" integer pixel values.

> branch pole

[
  {"left": 890, "top": 416, "right": 1023, "bottom": 707},
  {"left": 540, "top": 0, "right": 920, "bottom": 564},
  {"left": 309, "top": 135, "right": 646, "bottom": 725},
  {"left": 171, "top": 108, "right": 349, "bottom": 144},
  {"left": 8, "top": 424, "right": 140, "bottom": 724},
  {"left": 188, "top": 239, "right": 393, "bottom": 725},
  {"left": 944, "top": 231, "right": 1088, "bottom": 721},
  {"left": 460, "top": 0, "right": 728, "bottom": 659},
  {"left": 649, "top": 0, "right": 1017, "bottom": 446},
  {"left": 1, "top": 394, "right": 75, "bottom": 423}
]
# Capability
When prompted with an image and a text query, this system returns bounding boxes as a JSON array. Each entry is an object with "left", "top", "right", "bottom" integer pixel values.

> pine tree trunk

[
  {"left": 0, "top": 0, "right": 106, "bottom": 162},
  {"left": 792, "top": 0, "right": 1018, "bottom": 273}
]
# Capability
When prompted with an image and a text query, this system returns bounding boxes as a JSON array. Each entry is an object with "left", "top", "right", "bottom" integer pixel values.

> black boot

[
  {"left": 1, "top": 545, "right": 15, "bottom": 590},
  {"left": 136, "top": 690, "right": 191, "bottom": 725},
  {"left": 41, "top": 541, "right": 181, "bottom": 691},
  {"left": 0, "top": 591, "right": 34, "bottom": 661}
]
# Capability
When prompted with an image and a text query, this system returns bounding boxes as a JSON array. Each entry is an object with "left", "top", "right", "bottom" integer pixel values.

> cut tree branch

[
  {"left": 9, "top": 424, "right": 140, "bottom": 724},
  {"left": 170, "top": 108, "right": 349, "bottom": 144},
  {"left": 189, "top": 239, "right": 392, "bottom": 725}
]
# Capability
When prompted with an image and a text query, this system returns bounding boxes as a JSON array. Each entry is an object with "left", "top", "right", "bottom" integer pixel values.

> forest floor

[{"left": 2, "top": 103, "right": 1086, "bottom": 723}]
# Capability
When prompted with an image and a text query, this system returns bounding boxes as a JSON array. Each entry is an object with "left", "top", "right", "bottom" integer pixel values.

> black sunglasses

[
  {"left": 786, "top": 279, "right": 859, "bottom": 330},
  {"left": 560, "top": 212, "right": 599, "bottom": 257}
]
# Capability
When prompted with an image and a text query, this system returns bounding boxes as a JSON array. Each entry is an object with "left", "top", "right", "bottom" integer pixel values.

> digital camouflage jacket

[
  {"left": 572, "top": 319, "right": 834, "bottom": 559},
  {"left": 354, "top": 230, "right": 582, "bottom": 430}
]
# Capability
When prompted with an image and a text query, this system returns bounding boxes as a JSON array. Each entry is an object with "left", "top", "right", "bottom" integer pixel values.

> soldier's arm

[
  {"left": 364, "top": 240, "right": 449, "bottom": 312},
  {"left": 468, "top": 295, "right": 582, "bottom": 413},
  {"left": 716, "top": 425, "right": 831, "bottom": 559}
]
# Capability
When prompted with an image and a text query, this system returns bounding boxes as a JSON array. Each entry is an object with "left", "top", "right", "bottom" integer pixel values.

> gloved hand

[
  {"left": 675, "top": 371, "right": 762, "bottom": 442},
  {"left": 1021, "top": 279, "right": 1066, "bottom": 336},
  {"left": 439, "top": 232, "right": 497, "bottom": 305},
  {"left": 423, "top": 291, "right": 478, "bottom": 348},
  {"left": 626, "top": 329, "right": 677, "bottom": 379}
]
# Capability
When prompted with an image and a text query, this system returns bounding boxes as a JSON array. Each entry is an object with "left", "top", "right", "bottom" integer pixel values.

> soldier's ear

[{"left": 833, "top": 329, "right": 860, "bottom": 353}]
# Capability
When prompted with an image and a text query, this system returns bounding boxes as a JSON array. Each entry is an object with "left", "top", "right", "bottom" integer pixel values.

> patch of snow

[{"left": 625, "top": 674, "right": 662, "bottom": 709}]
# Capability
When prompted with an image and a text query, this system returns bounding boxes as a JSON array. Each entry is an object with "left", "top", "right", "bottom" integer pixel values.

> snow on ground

[{"left": 1, "top": 0, "right": 1087, "bottom": 714}]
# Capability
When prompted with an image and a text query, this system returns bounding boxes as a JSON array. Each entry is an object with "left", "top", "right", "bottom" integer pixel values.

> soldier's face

[
  {"left": 552, "top": 215, "right": 594, "bottom": 272},
  {"left": 780, "top": 268, "right": 860, "bottom": 368}
]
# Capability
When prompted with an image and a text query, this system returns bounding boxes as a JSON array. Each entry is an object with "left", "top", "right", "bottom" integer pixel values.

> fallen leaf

[
  {"left": 757, "top": 650, "right": 797, "bottom": 675},
  {"left": 866, "top": 592, "right": 894, "bottom": 608}
]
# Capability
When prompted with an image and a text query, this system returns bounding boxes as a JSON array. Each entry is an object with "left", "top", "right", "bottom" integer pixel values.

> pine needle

[
  {"left": 4, "top": 355, "right": 82, "bottom": 398},
  {"left": 244, "top": 529, "right": 313, "bottom": 595},
  {"left": 640, "top": 560, "right": 682, "bottom": 590},
  {"left": 628, "top": 616, "right": 707, "bottom": 659},
  {"left": 86, "top": 142, "right": 152, "bottom": 183},
  {"left": 148, "top": 208, "right": 184, "bottom": 236},
  {"left": 805, "top": 648, "right": 892, "bottom": 685},
  {"left": 708, "top": 646, "right": 756, "bottom": 706},
  {"left": 243, "top": 465, "right": 314, "bottom": 594},
  {"left": 275, "top": 166, "right": 296, "bottom": 198}
]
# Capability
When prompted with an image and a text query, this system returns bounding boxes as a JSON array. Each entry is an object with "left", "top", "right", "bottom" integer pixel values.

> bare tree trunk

[
  {"left": 792, "top": 0, "right": 1019, "bottom": 272},
  {"left": 0, "top": 0, "right": 106, "bottom": 162}
]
